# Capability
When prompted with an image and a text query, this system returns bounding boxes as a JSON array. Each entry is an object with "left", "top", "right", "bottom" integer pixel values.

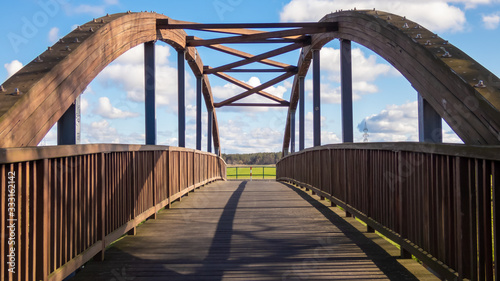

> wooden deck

[{"left": 70, "top": 180, "right": 438, "bottom": 281}]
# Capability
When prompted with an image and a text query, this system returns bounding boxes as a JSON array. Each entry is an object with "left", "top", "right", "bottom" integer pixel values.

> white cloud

[
  {"left": 443, "top": 130, "right": 463, "bottom": 143},
  {"left": 4, "top": 60, "right": 23, "bottom": 79},
  {"left": 38, "top": 124, "right": 57, "bottom": 146},
  {"left": 357, "top": 101, "right": 465, "bottom": 143},
  {"left": 97, "top": 44, "right": 183, "bottom": 108},
  {"left": 219, "top": 119, "right": 285, "bottom": 153},
  {"left": 358, "top": 101, "right": 419, "bottom": 142},
  {"left": 82, "top": 119, "right": 144, "bottom": 144},
  {"left": 280, "top": 0, "right": 469, "bottom": 32},
  {"left": 80, "top": 97, "right": 89, "bottom": 115},
  {"left": 94, "top": 97, "right": 140, "bottom": 119},
  {"left": 48, "top": 27, "right": 60, "bottom": 44},
  {"left": 321, "top": 47, "right": 395, "bottom": 83},
  {"left": 64, "top": 0, "right": 120, "bottom": 16},
  {"left": 482, "top": 13, "right": 500, "bottom": 29}
]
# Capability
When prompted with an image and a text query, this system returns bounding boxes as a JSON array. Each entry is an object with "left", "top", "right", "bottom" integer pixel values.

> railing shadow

[{"left": 281, "top": 182, "right": 420, "bottom": 281}]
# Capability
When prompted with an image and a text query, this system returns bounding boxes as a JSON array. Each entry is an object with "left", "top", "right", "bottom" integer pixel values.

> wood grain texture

[
  {"left": 0, "top": 12, "right": 221, "bottom": 149},
  {"left": 282, "top": 10, "right": 500, "bottom": 153},
  {"left": 277, "top": 144, "right": 500, "bottom": 279},
  {"left": 69, "top": 180, "right": 438, "bottom": 281}
]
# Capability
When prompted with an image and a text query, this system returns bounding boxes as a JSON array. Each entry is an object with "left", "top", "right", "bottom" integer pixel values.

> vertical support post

[
  {"left": 290, "top": 109, "right": 296, "bottom": 153},
  {"left": 144, "top": 41, "right": 156, "bottom": 145},
  {"left": 418, "top": 94, "right": 442, "bottom": 143},
  {"left": 418, "top": 94, "right": 443, "bottom": 143},
  {"left": 341, "top": 39, "right": 353, "bottom": 143},
  {"left": 207, "top": 109, "right": 213, "bottom": 153},
  {"left": 178, "top": 50, "right": 186, "bottom": 147},
  {"left": 312, "top": 49, "right": 321, "bottom": 147},
  {"left": 196, "top": 76, "right": 203, "bottom": 151},
  {"left": 299, "top": 76, "right": 305, "bottom": 150},
  {"left": 57, "top": 96, "right": 80, "bottom": 145}
]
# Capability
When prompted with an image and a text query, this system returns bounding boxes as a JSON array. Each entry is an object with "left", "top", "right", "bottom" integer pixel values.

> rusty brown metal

[{"left": 277, "top": 142, "right": 500, "bottom": 280}]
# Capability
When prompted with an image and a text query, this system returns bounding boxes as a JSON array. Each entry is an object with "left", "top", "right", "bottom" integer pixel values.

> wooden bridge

[{"left": 1, "top": 9, "right": 500, "bottom": 281}]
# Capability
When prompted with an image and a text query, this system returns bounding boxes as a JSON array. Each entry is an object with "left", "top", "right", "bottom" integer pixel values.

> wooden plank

[{"left": 68, "top": 180, "right": 438, "bottom": 281}]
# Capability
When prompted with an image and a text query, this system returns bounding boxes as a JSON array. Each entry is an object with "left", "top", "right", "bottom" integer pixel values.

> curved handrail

[
  {"left": 0, "top": 144, "right": 226, "bottom": 280},
  {"left": 0, "top": 12, "right": 221, "bottom": 149},
  {"left": 277, "top": 142, "right": 499, "bottom": 279}
]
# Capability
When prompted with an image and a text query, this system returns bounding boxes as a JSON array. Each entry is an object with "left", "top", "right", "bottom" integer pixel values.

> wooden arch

[
  {"left": 282, "top": 10, "right": 500, "bottom": 151},
  {"left": 0, "top": 12, "right": 221, "bottom": 149}
]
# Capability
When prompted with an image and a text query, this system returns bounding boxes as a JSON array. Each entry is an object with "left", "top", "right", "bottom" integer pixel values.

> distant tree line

[{"left": 222, "top": 152, "right": 281, "bottom": 165}]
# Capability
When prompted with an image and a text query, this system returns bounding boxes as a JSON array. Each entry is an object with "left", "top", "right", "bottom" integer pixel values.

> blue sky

[{"left": 1, "top": 0, "right": 499, "bottom": 153}]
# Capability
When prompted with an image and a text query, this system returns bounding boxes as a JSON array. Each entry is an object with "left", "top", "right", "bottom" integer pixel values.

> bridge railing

[
  {"left": 277, "top": 143, "right": 500, "bottom": 281},
  {"left": 0, "top": 144, "right": 226, "bottom": 281}
]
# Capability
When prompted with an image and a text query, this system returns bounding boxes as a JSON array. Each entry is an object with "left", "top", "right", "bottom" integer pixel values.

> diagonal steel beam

[
  {"left": 215, "top": 72, "right": 295, "bottom": 107},
  {"left": 205, "top": 43, "right": 303, "bottom": 74},
  {"left": 215, "top": 103, "right": 290, "bottom": 108},
  {"left": 213, "top": 71, "right": 289, "bottom": 104},
  {"left": 205, "top": 43, "right": 292, "bottom": 69}
]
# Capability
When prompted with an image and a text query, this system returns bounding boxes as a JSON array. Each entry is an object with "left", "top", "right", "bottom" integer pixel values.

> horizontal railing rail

[
  {"left": 277, "top": 142, "right": 500, "bottom": 281},
  {"left": 0, "top": 144, "right": 226, "bottom": 281}
]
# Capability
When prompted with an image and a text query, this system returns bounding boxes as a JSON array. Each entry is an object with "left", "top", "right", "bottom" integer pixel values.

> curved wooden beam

[
  {"left": 0, "top": 12, "right": 221, "bottom": 150},
  {"left": 282, "top": 10, "right": 500, "bottom": 153}
]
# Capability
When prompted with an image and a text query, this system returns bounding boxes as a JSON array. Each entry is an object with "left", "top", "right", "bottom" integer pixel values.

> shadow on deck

[{"left": 69, "top": 181, "right": 438, "bottom": 281}]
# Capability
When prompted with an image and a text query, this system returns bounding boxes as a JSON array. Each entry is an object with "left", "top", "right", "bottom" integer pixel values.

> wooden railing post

[
  {"left": 398, "top": 151, "right": 411, "bottom": 259},
  {"left": 35, "top": 159, "right": 49, "bottom": 281},
  {"left": 94, "top": 153, "right": 106, "bottom": 261},
  {"left": 128, "top": 151, "right": 137, "bottom": 235}
]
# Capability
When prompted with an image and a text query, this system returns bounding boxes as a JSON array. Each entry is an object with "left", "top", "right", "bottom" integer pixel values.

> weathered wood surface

[
  {"left": 282, "top": 9, "right": 500, "bottom": 152},
  {"left": 71, "top": 180, "right": 437, "bottom": 281},
  {"left": 277, "top": 144, "right": 500, "bottom": 280},
  {"left": 0, "top": 12, "right": 222, "bottom": 149}
]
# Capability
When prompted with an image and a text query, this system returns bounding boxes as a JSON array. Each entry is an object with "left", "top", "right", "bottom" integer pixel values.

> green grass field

[{"left": 226, "top": 166, "right": 276, "bottom": 179}]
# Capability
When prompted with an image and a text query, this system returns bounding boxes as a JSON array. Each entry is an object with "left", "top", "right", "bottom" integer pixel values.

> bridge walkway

[{"left": 70, "top": 180, "right": 438, "bottom": 281}]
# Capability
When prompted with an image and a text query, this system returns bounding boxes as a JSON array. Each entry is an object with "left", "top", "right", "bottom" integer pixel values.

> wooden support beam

[
  {"left": 186, "top": 26, "right": 335, "bottom": 46},
  {"left": 157, "top": 20, "right": 339, "bottom": 30},
  {"left": 212, "top": 72, "right": 289, "bottom": 104},
  {"left": 215, "top": 72, "right": 295, "bottom": 107},
  {"left": 206, "top": 43, "right": 292, "bottom": 69},
  {"left": 215, "top": 102, "right": 290, "bottom": 108},
  {"left": 205, "top": 43, "right": 303, "bottom": 74}
]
